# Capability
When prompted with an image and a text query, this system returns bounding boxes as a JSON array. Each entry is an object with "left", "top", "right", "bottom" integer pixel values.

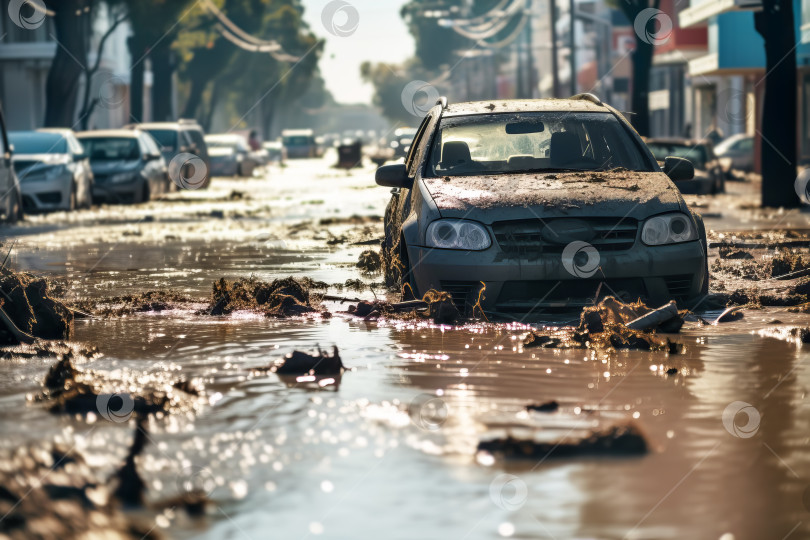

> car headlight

[
  {"left": 641, "top": 213, "right": 698, "bottom": 246},
  {"left": 426, "top": 219, "right": 491, "bottom": 250},
  {"left": 45, "top": 165, "right": 68, "bottom": 178},
  {"left": 110, "top": 172, "right": 136, "bottom": 184}
]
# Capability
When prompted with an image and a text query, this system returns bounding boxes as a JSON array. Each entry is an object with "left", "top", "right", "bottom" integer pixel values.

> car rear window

[{"left": 427, "top": 112, "right": 653, "bottom": 177}]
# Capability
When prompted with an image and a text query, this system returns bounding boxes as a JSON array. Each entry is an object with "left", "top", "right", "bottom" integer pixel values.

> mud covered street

[{"left": 3, "top": 157, "right": 810, "bottom": 539}]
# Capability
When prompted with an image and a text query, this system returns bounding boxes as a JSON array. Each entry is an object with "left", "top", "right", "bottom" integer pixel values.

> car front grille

[
  {"left": 664, "top": 275, "right": 694, "bottom": 299},
  {"left": 37, "top": 192, "right": 62, "bottom": 204},
  {"left": 492, "top": 217, "right": 638, "bottom": 256},
  {"left": 439, "top": 280, "right": 482, "bottom": 311},
  {"left": 495, "top": 278, "right": 647, "bottom": 311}
]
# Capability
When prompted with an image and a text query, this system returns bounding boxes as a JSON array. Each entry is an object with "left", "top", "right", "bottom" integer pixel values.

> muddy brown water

[{"left": 2, "top": 158, "right": 810, "bottom": 539}]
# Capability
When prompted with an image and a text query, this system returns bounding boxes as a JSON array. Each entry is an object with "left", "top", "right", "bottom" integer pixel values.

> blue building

[{"left": 680, "top": 0, "right": 810, "bottom": 162}]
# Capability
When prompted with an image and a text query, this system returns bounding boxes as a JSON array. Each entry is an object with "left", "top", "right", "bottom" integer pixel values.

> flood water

[{"left": 2, "top": 156, "right": 810, "bottom": 539}]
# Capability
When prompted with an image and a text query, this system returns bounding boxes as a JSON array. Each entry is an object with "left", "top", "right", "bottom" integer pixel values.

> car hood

[
  {"left": 90, "top": 160, "right": 141, "bottom": 174},
  {"left": 12, "top": 153, "right": 70, "bottom": 166},
  {"left": 422, "top": 170, "right": 686, "bottom": 222}
]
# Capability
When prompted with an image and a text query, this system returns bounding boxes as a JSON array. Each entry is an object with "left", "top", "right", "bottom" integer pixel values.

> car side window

[
  {"left": 406, "top": 113, "right": 433, "bottom": 177},
  {"left": 738, "top": 138, "right": 753, "bottom": 152}
]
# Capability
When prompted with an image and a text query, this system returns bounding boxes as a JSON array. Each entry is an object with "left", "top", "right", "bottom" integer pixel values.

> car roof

[
  {"left": 137, "top": 121, "right": 201, "bottom": 130},
  {"left": 442, "top": 98, "right": 609, "bottom": 117},
  {"left": 76, "top": 129, "right": 140, "bottom": 138}
]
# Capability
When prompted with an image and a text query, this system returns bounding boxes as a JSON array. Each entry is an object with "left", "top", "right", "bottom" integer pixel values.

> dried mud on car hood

[{"left": 424, "top": 171, "right": 684, "bottom": 221}]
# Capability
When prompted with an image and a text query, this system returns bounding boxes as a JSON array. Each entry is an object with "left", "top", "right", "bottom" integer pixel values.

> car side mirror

[
  {"left": 375, "top": 163, "right": 412, "bottom": 189},
  {"left": 74, "top": 152, "right": 86, "bottom": 160},
  {"left": 664, "top": 156, "right": 694, "bottom": 181}
]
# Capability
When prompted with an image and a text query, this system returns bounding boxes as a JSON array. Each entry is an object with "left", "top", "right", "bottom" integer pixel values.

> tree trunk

[
  {"left": 182, "top": 78, "right": 206, "bottom": 120},
  {"left": 127, "top": 35, "right": 148, "bottom": 122},
  {"left": 150, "top": 41, "right": 174, "bottom": 122},
  {"left": 631, "top": 34, "right": 654, "bottom": 137},
  {"left": 44, "top": 0, "right": 91, "bottom": 127},
  {"left": 755, "top": 0, "right": 798, "bottom": 208}
]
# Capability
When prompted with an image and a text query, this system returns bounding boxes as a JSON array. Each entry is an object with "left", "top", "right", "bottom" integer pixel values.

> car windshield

[
  {"left": 145, "top": 129, "right": 178, "bottom": 150},
  {"left": 283, "top": 136, "right": 313, "bottom": 146},
  {"left": 647, "top": 143, "right": 708, "bottom": 169},
  {"left": 207, "top": 138, "right": 241, "bottom": 151},
  {"left": 80, "top": 137, "right": 140, "bottom": 161},
  {"left": 428, "top": 112, "right": 652, "bottom": 177},
  {"left": 9, "top": 132, "right": 67, "bottom": 154}
]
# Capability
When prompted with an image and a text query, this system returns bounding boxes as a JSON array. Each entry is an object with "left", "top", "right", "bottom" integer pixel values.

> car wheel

[
  {"left": 399, "top": 236, "right": 419, "bottom": 300},
  {"left": 5, "top": 188, "right": 22, "bottom": 223},
  {"left": 136, "top": 182, "right": 150, "bottom": 204}
]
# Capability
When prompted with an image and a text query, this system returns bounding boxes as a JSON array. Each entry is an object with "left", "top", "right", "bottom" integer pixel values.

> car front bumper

[
  {"left": 407, "top": 239, "right": 707, "bottom": 313},
  {"left": 92, "top": 178, "right": 143, "bottom": 204},
  {"left": 20, "top": 174, "right": 72, "bottom": 211}
]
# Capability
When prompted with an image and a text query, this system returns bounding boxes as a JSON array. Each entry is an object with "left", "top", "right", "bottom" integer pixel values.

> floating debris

[
  {"left": 477, "top": 424, "right": 648, "bottom": 461},
  {"left": 526, "top": 400, "right": 559, "bottom": 413},
  {"left": 356, "top": 249, "right": 382, "bottom": 274},
  {"left": 0, "top": 271, "right": 73, "bottom": 344},
  {"left": 206, "top": 276, "right": 327, "bottom": 317},
  {"left": 258, "top": 346, "right": 345, "bottom": 376}
]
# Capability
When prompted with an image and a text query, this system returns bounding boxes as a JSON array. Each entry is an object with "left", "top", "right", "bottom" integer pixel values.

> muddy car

[{"left": 377, "top": 95, "right": 708, "bottom": 314}]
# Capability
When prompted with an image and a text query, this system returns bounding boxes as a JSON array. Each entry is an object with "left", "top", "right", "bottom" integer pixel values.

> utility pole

[
  {"left": 569, "top": 0, "right": 576, "bottom": 95},
  {"left": 526, "top": 0, "right": 535, "bottom": 98},
  {"left": 550, "top": 0, "right": 560, "bottom": 97}
]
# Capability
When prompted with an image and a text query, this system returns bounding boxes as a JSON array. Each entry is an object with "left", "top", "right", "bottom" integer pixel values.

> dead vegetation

[
  {"left": 72, "top": 290, "right": 198, "bottom": 318},
  {"left": 0, "top": 270, "right": 73, "bottom": 345}
]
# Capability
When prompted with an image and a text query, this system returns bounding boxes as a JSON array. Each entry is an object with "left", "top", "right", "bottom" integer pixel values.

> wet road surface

[{"left": 2, "top": 156, "right": 810, "bottom": 539}]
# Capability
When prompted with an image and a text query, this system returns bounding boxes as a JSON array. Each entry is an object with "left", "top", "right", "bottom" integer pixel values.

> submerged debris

[
  {"left": 526, "top": 400, "right": 559, "bottom": 413},
  {"left": 0, "top": 271, "right": 73, "bottom": 344},
  {"left": 207, "top": 276, "right": 327, "bottom": 317},
  {"left": 477, "top": 424, "right": 648, "bottom": 460},
  {"left": 33, "top": 356, "right": 203, "bottom": 418},
  {"left": 73, "top": 290, "right": 197, "bottom": 318},
  {"left": 0, "top": 435, "right": 161, "bottom": 540},
  {"left": 523, "top": 296, "right": 685, "bottom": 353},
  {"left": 257, "top": 346, "right": 345, "bottom": 375}
]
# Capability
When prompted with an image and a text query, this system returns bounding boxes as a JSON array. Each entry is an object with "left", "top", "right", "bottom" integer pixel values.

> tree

[
  {"left": 77, "top": 7, "right": 128, "bottom": 130},
  {"left": 755, "top": 0, "right": 798, "bottom": 207},
  {"left": 607, "top": 0, "right": 660, "bottom": 137},
  {"left": 43, "top": 0, "right": 93, "bottom": 127}
]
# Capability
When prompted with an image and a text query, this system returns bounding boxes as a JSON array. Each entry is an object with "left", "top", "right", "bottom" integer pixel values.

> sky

[{"left": 300, "top": 0, "right": 414, "bottom": 104}]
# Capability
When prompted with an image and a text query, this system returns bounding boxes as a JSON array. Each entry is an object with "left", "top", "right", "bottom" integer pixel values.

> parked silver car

[
  {"left": 205, "top": 134, "right": 257, "bottom": 177},
  {"left": 77, "top": 130, "right": 169, "bottom": 204},
  {"left": 714, "top": 134, "right": 755, "bottom": 175},
  {"left": 9, "top": 129, "right": 93, "bottom": 211},
  {"left": 377, "top": 95, "right": 708, "bottom": 314}
]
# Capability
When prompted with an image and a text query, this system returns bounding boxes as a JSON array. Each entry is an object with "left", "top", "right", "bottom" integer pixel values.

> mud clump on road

[
  {"left": 356, "top": 249, "right": 382, "bottom": 274},
  {"left": 33, "top": 356, "right": 203, "bottom": 418},
  {"left": 207, "top": 276, "right": 327, "bottom": 317},
  {"left": 477, "top": 423, "right": 648, "bottom": 461},
  {"left": 73, "top": 290, "right": 198, "bottom": 318},
  {"left": 0, "top": 271, "right": 73, "bottom": 345},
  {"left": 0, "top": 437, "right": 162, "bottom": 540}
]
